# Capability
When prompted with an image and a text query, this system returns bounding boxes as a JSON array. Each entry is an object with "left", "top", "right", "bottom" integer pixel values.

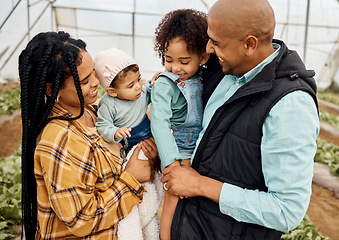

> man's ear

[
  {"left": 244, "top": 35, "right": 258, "bottom": 56},
  {"left": 200, "top": 52, "right": 210, "bottom": 66},
  {"left": 106, "top": 87, "right": 118, "bottom": 97}
]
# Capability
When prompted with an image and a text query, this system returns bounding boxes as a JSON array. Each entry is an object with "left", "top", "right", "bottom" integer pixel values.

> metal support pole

[
  {"left": 0, "top": 0, "right": 23, "bottom": 30},
  {"left": 286, "top": 0, "right": 290, "bottom": 40},
  {"left": 27, "top": 0, "right": 31, "bottom": 40},
  {"left": 303, "top": 0, "right": 311, "bottom": 62},
  {"left": 132, "top": 0, "right": 136, "bottom": 58},
  {"left": 51, "top": 0, "right": 54, "bottom": 31}
]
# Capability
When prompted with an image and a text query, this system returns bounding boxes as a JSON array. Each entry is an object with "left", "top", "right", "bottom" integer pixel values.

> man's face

[{"left": 206, "top": 16, "right": 247, "bottom": 76}]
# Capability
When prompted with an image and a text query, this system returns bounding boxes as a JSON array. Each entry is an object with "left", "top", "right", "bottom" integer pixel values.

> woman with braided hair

[{"left": 19, "top": 31, "right": 158, "bottom": 239}]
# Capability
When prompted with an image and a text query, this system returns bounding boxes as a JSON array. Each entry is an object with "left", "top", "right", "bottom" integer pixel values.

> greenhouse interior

[{"left": 0, "top": 0, "right": 339, "bottom": 239}]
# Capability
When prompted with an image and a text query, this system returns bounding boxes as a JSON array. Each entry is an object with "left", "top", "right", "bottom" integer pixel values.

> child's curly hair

[{"left": 154, "top": 9, "right": 208, "bottom": 65}]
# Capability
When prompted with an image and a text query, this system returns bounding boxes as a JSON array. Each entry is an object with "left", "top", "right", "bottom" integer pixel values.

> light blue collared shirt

[{"left": 194, "top": 43, "right": 319, "bottom": 232}]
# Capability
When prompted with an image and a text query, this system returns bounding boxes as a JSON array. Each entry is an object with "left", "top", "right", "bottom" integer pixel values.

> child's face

[
  {"left": 164, "top": 37, "right": 205, "bottom": 81},
  {"left": 109, "top": 70, "right": 142, "bottom": 101}
]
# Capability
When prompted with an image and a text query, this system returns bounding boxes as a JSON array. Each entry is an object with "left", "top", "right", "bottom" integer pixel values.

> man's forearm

[{"left": 197, "top": 175, "right": 223, "bottom": 203}]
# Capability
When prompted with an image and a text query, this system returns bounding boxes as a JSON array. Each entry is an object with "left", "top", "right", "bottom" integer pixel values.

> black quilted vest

[{"left": 170, "top": 40, "right": 318, "bottom": 240}]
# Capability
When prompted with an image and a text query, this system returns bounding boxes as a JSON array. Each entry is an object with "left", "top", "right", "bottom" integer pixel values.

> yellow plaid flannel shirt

[{"left": 34, "top": 104, "right": 144, "bottom": 239}]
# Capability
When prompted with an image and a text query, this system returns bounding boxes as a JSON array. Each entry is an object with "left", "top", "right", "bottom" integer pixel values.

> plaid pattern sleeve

[{"left": 34, "top": 105, "right": 144, "bottom": 239}]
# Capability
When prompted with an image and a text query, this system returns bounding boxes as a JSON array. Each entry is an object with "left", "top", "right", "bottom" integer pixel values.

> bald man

[{"left": 161, "top": 0, "right": 319, "bottom": 239}]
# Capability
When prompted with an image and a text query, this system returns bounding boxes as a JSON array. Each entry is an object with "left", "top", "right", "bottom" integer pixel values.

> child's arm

[
  {"left": 96, "top": 97, "right": 121, "bottom": 142},
  {"left": 150, "top": 78, "right": 182, "bottom": 170},
  {"left": 160, "top": 160, "right": 191, "bottom": 240}
]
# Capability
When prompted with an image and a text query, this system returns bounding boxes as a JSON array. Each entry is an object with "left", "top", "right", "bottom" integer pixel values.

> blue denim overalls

[
  {"left": 158, "top": 71, "right": 203, "bottom": 160},
  {"left": 123, "top": 115, "right": 152, "bottom": 154}
]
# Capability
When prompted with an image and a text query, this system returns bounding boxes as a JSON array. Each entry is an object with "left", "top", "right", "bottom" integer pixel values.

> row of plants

[
  {"left": 281, "top": 215, "right": 329, "bottom": 240},
  {"left": 0, "top": 149, "right": 22, "bottom": 240},
  {"left": 316, "top": 90, "right": 339, "bottom": 177},
  {"left": 0, "top": 86, "right": 20, "bottom": 116},
  {"left": 319, "top": 109, "right": 339, "bottom": 131},
  {"left": 315, "top": 138, "right": 339, "bottom": 177},
  {"left": 0, "top": 85, "right": 106, "bottom": 116},
  {"left": 317, "top": 90, "right": 339, "bottom": 106},
  {"left": 1, "top": 86, "right": 338, "bottom": 116}
]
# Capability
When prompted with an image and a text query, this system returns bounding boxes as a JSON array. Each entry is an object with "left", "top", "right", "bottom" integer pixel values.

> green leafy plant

[
  {"left": 0, "top": 86, "right": 21, "bottom": 115},
  {"left": 0, "top": 148, "right": 22, "bottom": 239},
  {"left": 319, "top": 109, "right": 339, "bottom": 130},
  {"left": 281, "top": 215, "right": 330, "bottom": 240},
  {"left": 0, "top": 84, "right": 107, "bottom": 116},
  {"left": 97, "top": 84, "right": 106, "bottom": 99},
  {"left": 317, "top": 91, "right": 339, "bottom": 106},
  {"left": 314, "top": 138, "right": 339, "bottom": 176}
]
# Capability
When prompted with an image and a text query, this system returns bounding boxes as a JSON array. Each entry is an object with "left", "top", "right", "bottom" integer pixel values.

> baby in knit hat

[
  {"left": 95, "top": 48, "right": 163, "bottom": 240},
  {"left": 95, "top": 47, "right": 156, "bottom": 154}
]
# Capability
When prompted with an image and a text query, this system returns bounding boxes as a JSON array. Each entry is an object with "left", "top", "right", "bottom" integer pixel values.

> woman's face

[{"left": 58, "top": 50, "right": 99, "bottom": 115}]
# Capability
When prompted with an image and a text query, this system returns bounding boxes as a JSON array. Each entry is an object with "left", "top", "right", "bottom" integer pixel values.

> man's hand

[
  {"left": 161, "top": 165, "right": 201, "bottom": 198},
  {"left": 161, "top": 165, "right": 223, "bottom": 202}
]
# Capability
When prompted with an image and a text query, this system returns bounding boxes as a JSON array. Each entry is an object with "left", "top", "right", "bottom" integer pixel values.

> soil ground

[
  {"left": 0, "top": 110, "right": 21, "bottom": 157},
  {"left": 1, "top": 87, "right": 339, "bottom": 239},
  {"left": 307, "top": 184, "right": 339, "bottom": 240}
]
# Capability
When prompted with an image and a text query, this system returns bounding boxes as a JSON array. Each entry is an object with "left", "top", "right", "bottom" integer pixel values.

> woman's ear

[
  {"left": 46, "top": 83, "right": 53, "bottom": 97},
  {"left": 200, "top": 52, "right": 210, "bottom": 66},
  {"left": 46, "top": 83, "right": 60, "bottom": 102},
  {"left": 106, "top": 87, "right": 118, "bottom": 97}
]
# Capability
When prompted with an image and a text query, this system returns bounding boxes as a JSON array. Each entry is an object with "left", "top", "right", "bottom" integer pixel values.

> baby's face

[
  {"left": 164, "top": 37, "right": 203, "bottom": 81},
  {"left": 111, "top": 70, "right": 142, "bottom": 101}
]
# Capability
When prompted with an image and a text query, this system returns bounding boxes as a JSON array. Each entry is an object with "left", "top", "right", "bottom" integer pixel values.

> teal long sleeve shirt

[
  {"left": 150, "top": 76, "right": 187, "bottom": 169},
  {"left": 96, "top": 81, "right": 151, "bottom": 143}
]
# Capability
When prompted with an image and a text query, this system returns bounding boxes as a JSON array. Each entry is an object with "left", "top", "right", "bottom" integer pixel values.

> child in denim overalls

[{"left": 151, "top": 9, "right": 210, "bottom": 240}]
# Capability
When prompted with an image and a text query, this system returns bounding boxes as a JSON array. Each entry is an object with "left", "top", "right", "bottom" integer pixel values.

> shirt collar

[{"left": 235, "top": 43, "right": 281, "bottom": 83}]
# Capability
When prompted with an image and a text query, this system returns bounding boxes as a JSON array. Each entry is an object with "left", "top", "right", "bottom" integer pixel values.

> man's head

[{"left": 206, "top": 0, "right": 276, "bottom": 76}]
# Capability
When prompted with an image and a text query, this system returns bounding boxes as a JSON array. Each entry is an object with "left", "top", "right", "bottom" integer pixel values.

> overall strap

[{"left": 157, "top": 71, "right": 180, "bottom": 82}]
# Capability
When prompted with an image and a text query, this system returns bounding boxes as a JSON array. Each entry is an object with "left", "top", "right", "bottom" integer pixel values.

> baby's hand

[
  {"left": 115, "top": 127, "right": 132, "bottom": 139},
  {"left": 150, "top": 71, "right": 162, "bottom": 87}
]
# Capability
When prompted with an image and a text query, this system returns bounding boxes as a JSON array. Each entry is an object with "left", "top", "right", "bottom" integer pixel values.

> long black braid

[{"left": 18, "top": 31, "right": 87, "bottom": 239}]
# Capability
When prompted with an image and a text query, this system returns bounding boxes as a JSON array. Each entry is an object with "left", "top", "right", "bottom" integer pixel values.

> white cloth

[{"left": 118, "top": 144, "right": 163, "bottom": 240}]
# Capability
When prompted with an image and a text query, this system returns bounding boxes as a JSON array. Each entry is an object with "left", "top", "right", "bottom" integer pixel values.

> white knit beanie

[{"left": 94, "top": 48, "right": 137, "bottom": 89}]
